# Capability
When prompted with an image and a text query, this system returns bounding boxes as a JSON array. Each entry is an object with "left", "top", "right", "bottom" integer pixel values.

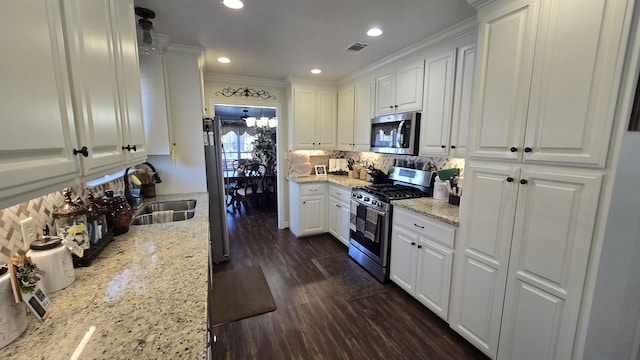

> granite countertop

[
  {"left": 3, "top": 193, "right": 209, "bottom": 359},
  {"left": 391, "top": 197, "right": 460, "bottom": 226},
  {"left": 288, "top": 174, "right": 371, "bottom": 188},
  {"left": 289, "top": 174, "right": 460, "bottom": 225}
]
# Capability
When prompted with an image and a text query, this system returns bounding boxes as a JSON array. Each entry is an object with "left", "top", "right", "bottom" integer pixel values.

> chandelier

[{"left": 241, "top": 109, "right": 277, "bottom": 128}]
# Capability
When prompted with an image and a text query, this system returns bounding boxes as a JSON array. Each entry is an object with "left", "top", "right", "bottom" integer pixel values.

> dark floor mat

[{"left": 211, "top": 265, "right": 277, "bottom": 326}]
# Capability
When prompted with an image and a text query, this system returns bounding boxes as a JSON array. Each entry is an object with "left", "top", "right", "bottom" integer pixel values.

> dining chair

[{"left": 235, "top": 162, "right": 267, "bottom": 211}]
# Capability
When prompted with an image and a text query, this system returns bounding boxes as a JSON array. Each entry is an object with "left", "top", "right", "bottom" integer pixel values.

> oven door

[{"left": 348, "top": 201, "right": 391, "bottom": 266}]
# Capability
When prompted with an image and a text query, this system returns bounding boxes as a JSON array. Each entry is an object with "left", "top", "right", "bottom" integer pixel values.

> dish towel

[
  {"left": 364, "top": 207, "right": 383, "bottom": 243},
  {"left": 349, "top": 200, "right": 358, "bottom": 232},
  {"left": 152, "top": 210, "right": 174, "bottom": 223},
  {"left": 356, "top": 203, "right": 366, "bottom": 235}
]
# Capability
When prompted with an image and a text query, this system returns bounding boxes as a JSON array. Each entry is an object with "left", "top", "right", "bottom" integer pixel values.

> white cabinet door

[
  {"left": 374, "top": 73, "right": 396, "bottom": 116},
  {"left": 292, "top": 86, "right": 316, "bottom": 149},
  {"left": 353, "top": 80, "right": 373, "bottom": 151},
  {"left": 395, "top": 61, "right": 424, "bottom": 113},
  {"left": 467, "top": 0, "right": 538, "bottom": 162},
  {"left": 328, "top": 197, "right": 341, "bottom": 239},
  {"left": 449, "top": 44, "right": 476, "bottom": 158},
  {"left": 449, "top": 162, "right": 520, "bottom": 358},
  {"left": 300, "top": 196, "right": 326, "bottom": 235},
  {"left": 498, "top": 168, "right": 602, "bottom": 360},
  {"left": 337, "top": 86, "right": 355, "bottom": 150},
  {"left": 390, "top": 227, "right": 419, "bottom": 294},
  {"left": 0, "top": 0, "right": 78, "bottom": 208},
  {"left": 111, "top": 0, "right": 146, "bottom": 165},
  {"left": 316, "top": 89, "right": 337, "bottom": 149},
  {"left": 337, "top": 200, "right": 351, "bottom": 246},
  {"left": 416, "top": 239, "right": 454, "bottom": 321},
  {"left": 522, "top": 0, "right": 630, "bottom": 167},
  {"left": 139, "top": 54, "right": 171, "bottom": 155},
  {"left": 63, "top": 0, "right": 125, "bottom": 175},
  {"left": 420, "top": 49, "right": 456, "bottom": 156}
]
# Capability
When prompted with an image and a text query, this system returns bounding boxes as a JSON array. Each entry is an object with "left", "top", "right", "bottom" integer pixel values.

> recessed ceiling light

[
  {"left": 367, "top": 27, "right": 383, "bottom": 37},
  {"left": 222, "top": 0, "right": 244, "bottom": 9},
  {"left": 218, "top": 57, "right": 231, "bottom": 63},
  {"left": 311, "top": 69, "right": 322, "bottom": 74}
]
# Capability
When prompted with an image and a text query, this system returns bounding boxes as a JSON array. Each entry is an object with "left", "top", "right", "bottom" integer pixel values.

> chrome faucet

[{"left": 123, "top": 161, "right": 162, "bottom": 207}]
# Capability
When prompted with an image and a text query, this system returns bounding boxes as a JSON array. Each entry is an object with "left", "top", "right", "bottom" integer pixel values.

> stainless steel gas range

[{"left": 348, "top": 167, "right": 435, "bottom": 282}]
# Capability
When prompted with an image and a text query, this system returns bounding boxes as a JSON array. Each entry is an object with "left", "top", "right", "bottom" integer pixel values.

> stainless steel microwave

[{"left": 370, "top": 112, "right": 421, "bottom": 155}]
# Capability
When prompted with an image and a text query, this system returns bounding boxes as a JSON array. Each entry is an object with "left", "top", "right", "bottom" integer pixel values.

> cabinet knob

[
  {"left": 524, "top": 147, "right": 532, "bottom": 153},
  {"left": 450, "top": 145, "right": 456, "bottom": 149},
  {"left": 520, "top": 179, "right": 528, "bottom": 185},
  {"left": 411, "top": 242, "right": 416, "bottom": 246},
  {"left": 506, "top": 177, "right": 514, "bottom": 182},
  {"left": 417, "top": 245, "right": 422, "bottom": 249},
  {"left": 510, "top": 147, "right": 518, "bottom": 152},
  {"left": 73, "top": 146, "right": 89, "bottom": 158},
  {"left": 389, "top": 105, "right": 394, "bottom": 110},
  {"left": 303, "top": 201, "right": 306, "bottom": 204},
  {"left": 394, "top": 105, "right": 399, "bottom": 108},
  {"left": 441, "top": 145, "right": 446, "bottom": 149},
  {"left": 414, "top": 223, "right": 424, "bottom": 229}
]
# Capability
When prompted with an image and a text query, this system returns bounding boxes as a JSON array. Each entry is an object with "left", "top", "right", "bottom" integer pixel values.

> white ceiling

[{"left": 133, "top": 0, "right": 476, "bottom": 82}]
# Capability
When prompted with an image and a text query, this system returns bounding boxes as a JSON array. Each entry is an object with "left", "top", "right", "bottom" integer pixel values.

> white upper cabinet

[
  {"left": 62, "top": 0, "right": 126, "bottom": 175},
  {"left": 374, "top": 60, "right": 424, "bottom": 116},
  {"left": 337, "top": 80, "right": 373, "bottom": 151},
  {"left": 0, "top": 0, "right": 78, "bottom": 208},
  {"left": 449, "top": 44, "right": 476, "bottom": 158},
  {"left": 468, "top": 0, "right": 631, "bottom": 168},
  {"left": 0, "top": 0, "right": 147, "bottom": 209},
  {"left": 139, "top": 54, "right": 171, "bottom": 155},
  {"left": 290, "top": 84, "right": 337, "bottom": 150},
  {"left": 337, "top": 86, "right": 356, "bottom": 150},
  {"left": 111, "top": 0, "right": 147, "bottom": 165},
  {"left": 419, "top": 49, "right": 456, "bottom": 156}
]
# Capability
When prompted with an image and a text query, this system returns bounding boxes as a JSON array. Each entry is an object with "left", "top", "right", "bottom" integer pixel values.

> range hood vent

[{"left": 345, "top": 42, "right": 368, "bottom": 52}]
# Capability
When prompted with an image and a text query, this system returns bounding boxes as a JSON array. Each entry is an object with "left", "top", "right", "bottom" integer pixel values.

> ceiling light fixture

[
  {"left": 217, "top": 57, "right": 231, "bottom": 63},
  {"left": 311, "top": 69, "right": 322, "bottom": 74},
  {"left": 241, "top": 109, "right": 257, "bottom": 127},
  {"left": 367, "top": 27, "right": 383, "bottom": 37},
  {"left": 221, "top": 0, "right": 244, "bottom": 9},
  {"left": 135, "top": 7, "right": 163, "bottom": 55}
]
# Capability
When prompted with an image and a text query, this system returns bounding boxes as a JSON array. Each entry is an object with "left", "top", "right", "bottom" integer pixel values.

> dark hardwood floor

[{"left": 212, "top": 206, "right": 488, "bottom": 360}]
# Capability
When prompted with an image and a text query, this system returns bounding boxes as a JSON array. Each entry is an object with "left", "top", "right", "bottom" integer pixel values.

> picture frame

[{"left": 314, "top": 165, "right": 327, "bottom": 176}]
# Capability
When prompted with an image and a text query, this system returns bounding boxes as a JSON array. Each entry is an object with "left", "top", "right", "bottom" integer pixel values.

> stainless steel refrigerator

[{"left": 204, "top": 116, "right": 230, "bottom": 263}]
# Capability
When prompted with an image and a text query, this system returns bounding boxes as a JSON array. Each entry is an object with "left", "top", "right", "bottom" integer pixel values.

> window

[{"left": 221, "top": 130, "right": 256, "bottom": 170}]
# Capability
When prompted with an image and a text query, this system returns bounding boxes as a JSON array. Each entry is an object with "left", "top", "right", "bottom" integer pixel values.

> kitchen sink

[{"left": 131, "top": 199, "right": 197, "bottom": 225}]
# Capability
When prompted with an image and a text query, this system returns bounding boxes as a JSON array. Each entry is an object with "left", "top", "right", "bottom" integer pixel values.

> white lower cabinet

[
  {"left": 390, "top": 207, "right": 455, "bottom": 320},
  {"left": 449, "top": 161, "right": 603, "bottom": 359},
  {"left": 328, "top": 184, "right": 351, "bottom": 246},
  {"left": 289, "top": 182, "right": 327, "bottom": 237}
]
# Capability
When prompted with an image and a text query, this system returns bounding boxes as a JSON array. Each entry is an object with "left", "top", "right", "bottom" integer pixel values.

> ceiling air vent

[{"left": 346, "top": 42, "right": 368, "bottom": 52}]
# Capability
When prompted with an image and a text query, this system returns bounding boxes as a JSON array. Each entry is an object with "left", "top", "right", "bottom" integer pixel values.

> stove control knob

[
  {"left": 371, "top": 200, "right": 377, "bottom": 206},
  {"left": 364, "top": 197, "right": 370, "bottom": 202}
]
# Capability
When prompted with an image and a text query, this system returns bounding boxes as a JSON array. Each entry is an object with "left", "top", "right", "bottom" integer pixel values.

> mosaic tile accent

[{"left": 0, "top": 178, "right": 125, "bottom": 264}]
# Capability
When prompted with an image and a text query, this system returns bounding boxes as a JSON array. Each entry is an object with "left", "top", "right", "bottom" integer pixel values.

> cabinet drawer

[
  {"left": 393, "top": 207, "right": 455, "bottom": 248},
  {"left": 300, "top": 183, "right": 326, "bottom": 196},
  {"left": 329, "top": 184, "right": 351, "bottom": 203}
]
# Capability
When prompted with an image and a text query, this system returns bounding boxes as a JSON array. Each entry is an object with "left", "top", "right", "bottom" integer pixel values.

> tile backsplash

[
  {"left": 291, "top": 150, "right": 465, "bottom": 177},
  {"left": 0, "top": 179, "right": 125, "bottom": 264}
]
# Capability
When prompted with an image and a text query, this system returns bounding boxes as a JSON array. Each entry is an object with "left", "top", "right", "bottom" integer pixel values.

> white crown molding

[
  {"left": 345, "top": 16, "right": 478, "bottom": 83},
  {"left": 204, "top": 73, "right": 287, "bottom": 88},
  {"left": 466, "top": 0, "right": 496, "bottom": 9},
  {"left": 285, "top": 76, "right": 339, "bottom": 89},
  {"left": 165, "top": 43, "right": 204, "bottom": 57}
]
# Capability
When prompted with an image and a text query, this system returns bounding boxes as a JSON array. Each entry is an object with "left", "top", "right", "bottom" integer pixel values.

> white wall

[{"left": 584, "top": 131, "right": 640, "bottom": 359}]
